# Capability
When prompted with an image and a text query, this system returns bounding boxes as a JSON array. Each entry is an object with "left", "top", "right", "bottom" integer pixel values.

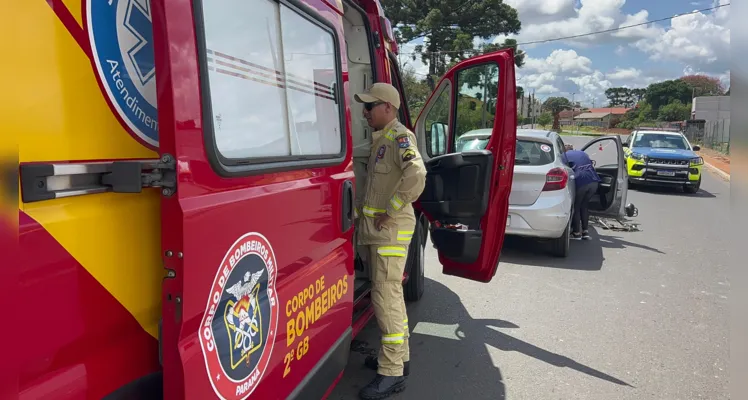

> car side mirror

[
  {"left": 692, "top": 145, "right": 700, "bottom": 151},
  {"left": 622, "top": 142, "right": 629, "bottom": 148}
]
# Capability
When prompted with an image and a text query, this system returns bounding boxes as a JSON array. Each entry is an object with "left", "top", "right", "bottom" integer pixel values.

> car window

[
  {"left": 456, "top": 136, "right": 490, "bottom": 151},
  {"left": 515, "top": 140, "right": 555, "bottom": 165},
  {"left": 634, "top": 134, "right": 690, "bottom": 150},
  {"left": 555, "top": 137, "right": 569, "bottom": 165}
]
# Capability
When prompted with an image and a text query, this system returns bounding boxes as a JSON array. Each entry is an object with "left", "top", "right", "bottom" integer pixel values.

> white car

[
  {"left": 456, "top": 129, "right": 575, "bottom": 256},
  {"left": 455, "top": 129, "right": 632, "bottom": 257}
]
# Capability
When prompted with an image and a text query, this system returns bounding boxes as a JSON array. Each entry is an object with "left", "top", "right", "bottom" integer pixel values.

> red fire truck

[{"left": 16, "top": 0, "right": 516, "bottom": 398}]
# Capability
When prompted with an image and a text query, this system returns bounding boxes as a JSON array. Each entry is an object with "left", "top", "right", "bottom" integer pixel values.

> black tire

[
  {"left": 550, "top": 215, "right": 571, "bottom": 258},
  {"left": 683, "top": 177, "right": 701, "bottom": 194},
  {"left": 404, "top": 217, "right": 426, "bottom": 302}
]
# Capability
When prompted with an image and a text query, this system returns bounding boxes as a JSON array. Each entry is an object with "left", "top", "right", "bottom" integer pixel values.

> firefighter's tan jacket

[{"left": 356, "top": 118, "right": 427, "bottom": 245}]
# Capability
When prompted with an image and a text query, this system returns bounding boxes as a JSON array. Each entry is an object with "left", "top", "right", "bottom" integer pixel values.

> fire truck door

[
  {"left": 153, "top": 1, "right": 354, "bottom": 399},
  {"left": 413, "top": 50, "right": 517, "bottom": 283}
]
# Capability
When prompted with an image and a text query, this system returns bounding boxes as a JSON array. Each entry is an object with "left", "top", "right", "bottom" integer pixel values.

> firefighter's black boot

[
  {"left": 358, "top": 374, "right": 406, "bottom": 400},
  {"left": 364, "top": 356, "right": 410, "bottom": 376}
]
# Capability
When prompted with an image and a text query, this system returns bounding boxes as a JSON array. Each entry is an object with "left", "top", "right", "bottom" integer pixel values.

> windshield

[
  {"left": 515, "top": 140, "right": 555, "bottom": 165},
  {"left": 633, "top": 133, "right": 690, "bottom": 150}
]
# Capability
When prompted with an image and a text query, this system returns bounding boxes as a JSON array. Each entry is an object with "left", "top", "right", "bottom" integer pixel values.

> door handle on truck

[{"left": 341, "top": 180, "right": 353, "bottom": 233}]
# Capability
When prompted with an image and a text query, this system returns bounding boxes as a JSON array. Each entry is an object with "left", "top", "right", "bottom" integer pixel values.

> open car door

[
  {"left": 413, "top": 51, "right": 517, "bottom": 283},
  {"left": 581, "top": 136, "right": 628, "bottom": 219}
]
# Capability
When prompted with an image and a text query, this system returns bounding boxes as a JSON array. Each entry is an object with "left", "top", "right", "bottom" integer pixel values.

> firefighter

[{"left": 352, "top": 83, "right": 427, "bottom": 399}]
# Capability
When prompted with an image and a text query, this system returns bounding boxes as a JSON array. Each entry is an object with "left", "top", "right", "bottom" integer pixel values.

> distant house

[
  {"left": 574, "top": 112, "right": 613, "bottom": 128},
  {"left": 558, "top": 109, "right": 585, "bottom": 126},
  {"left": 586, "top": 107, "right": 630, "bottom": 127},
  {"left": 587, "top": 107, "right": 631, "bottom": 115}
]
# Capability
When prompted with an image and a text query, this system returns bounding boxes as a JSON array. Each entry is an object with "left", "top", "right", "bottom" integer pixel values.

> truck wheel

[
  {"left": 683, "top": 177, "right": 701, "bottom": 194},
  {"left": 550, "top": 215, "right": 571, "bottom": 258},
  {"left": 404, "top": 217, "right": 426, "bottom": 302}
]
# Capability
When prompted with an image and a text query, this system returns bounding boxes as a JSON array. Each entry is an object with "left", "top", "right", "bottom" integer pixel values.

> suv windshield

[
  {"left": 633, "top": 133, "right": 690, "bottom": 150},
  {"left": 516, "top": 140, "right": 555, "bottom": 165}
]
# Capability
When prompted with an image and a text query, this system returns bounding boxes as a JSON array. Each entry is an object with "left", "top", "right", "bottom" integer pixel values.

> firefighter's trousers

[{"left": 368, "top": 244, "right": 410, "bottom": 376}]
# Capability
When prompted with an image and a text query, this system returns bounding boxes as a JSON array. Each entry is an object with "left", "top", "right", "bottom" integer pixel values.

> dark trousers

[{"left": 572, "top": 182, "right": 599, "bottom": 233}]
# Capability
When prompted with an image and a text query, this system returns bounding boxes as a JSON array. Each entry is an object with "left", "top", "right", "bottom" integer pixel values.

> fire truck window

[
  {"left": 423, "top": 86, "right": 450, "bottom": 157},
  {"left": 453, "top": 62, "right": 499, "bottom": 143},
  {"left": 201, "top": 0, "right": 342, "bottom": 159}
]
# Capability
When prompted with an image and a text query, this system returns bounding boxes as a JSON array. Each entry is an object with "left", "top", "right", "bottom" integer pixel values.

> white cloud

[
  {"left": 524, "top": 49, "right": 592, "bottom": 74},
  {"left": 632, "top": 2, "right": 730, "bottom": 73},
  {"left": 495, "top": 0, "right": 661, "bottom": 47},
  {"left": 515, "top": 50, "right": 679, "bottom": 107},
  {"left": 606, "top": 67, "right": 640, "bottom": 81}
]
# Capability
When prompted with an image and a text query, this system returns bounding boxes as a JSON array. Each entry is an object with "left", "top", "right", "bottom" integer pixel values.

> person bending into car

[{"left": 565, "top": 148, "right": 601, "bottom": 240}]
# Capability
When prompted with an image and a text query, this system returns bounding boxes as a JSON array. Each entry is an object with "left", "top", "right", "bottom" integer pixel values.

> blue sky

[{"left": 397, "top": 0, "right": 730, "bottom": 107}]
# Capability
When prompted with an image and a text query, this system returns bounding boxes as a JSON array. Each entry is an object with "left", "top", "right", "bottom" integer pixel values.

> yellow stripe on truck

[{"left": 16, "top": 1, "right": 162, "bottom": 338}]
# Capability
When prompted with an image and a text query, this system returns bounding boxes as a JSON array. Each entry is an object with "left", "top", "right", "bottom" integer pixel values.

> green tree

[
  {"left": 605, "top": 87, "right": 632, "bottom": 107},
  {"left": 401, "top": 66, "right": 431, "bottom": 121},
  {"left": 384, "top": 1, "right": 521, "bottom": 76},
  {"left": 542, "top": 97, "right": 571, "bottom": 131},
  {"left": 658, "top": 100, "right": 691, "bottom": 121},
  {"left": 631, "top": 88, "right": 647, "bottom": 103},
  {"left": 644, "top": 79, "right": 692, "bottom": 111},
  {"left": 537, "top": 112, "right": 552, "bottom": 127},
  {"left": 466, "top": 39, "right": 526, "bottom": 68},
  {"left": 516, "top": 85, "right": 524, "bottom": 100}
]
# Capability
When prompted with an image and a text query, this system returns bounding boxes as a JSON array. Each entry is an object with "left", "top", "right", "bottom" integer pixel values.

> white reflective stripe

[
  {"left": 363, "top": 206, "right": 385, "bottom": 217},
  {"left": 353, "top": 208, "right": 359, "bottom": 218},
  {"left": 390, "top": 195, "right": 404, "bottom": 210},
  {"left": 377, "top": 246, "right": 406, "bottom": 257},
  {"left": 382, "top": 334, "right": 405, "bottom": 343},
  {"left": 397, "top": 230, "right": 413, "bottom": 241}
]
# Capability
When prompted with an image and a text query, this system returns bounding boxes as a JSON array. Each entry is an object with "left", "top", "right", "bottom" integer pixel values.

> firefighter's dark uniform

[{"left": 353, "top": 84, "right": 427, "bottom": 398}]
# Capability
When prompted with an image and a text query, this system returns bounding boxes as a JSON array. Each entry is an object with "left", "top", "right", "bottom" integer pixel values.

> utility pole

[{"left": 531, "top": 89, "right": 536, "bottom": 129}]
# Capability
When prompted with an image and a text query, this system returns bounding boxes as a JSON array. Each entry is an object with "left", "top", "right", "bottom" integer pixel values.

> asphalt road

[{"left": 330, "top": 136, "right": 730, "bottom": 400}]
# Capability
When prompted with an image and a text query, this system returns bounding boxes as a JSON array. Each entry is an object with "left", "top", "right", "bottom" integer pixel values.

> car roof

[
  {"left": 516, "top": 128, "right": 555, "bottom": 141},
  {"left": 459, "top": 128, "right": 556, "bottom": 141},
  {"left": 632, "top": 130, "right": 684, "bottom": 136},
  {"left": 458, "top": 129, "right": 493, "bottom": 139}
]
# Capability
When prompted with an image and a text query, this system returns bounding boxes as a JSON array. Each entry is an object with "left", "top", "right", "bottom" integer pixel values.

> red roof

[
  {"left": 559, "top": 110, "right": 584, "bottom": 119},
  {"left": 588, "top": 107, "right": 630, "bottom": 115}
]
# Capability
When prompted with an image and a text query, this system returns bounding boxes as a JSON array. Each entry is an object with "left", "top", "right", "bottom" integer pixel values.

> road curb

[{"left": 704, "top": 162, "right": 730, "bottom": 181}]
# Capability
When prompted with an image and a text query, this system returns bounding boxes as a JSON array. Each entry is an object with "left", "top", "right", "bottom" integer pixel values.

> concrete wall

[{"left": 691, "top": 96, "right": 730, "bottom": 120}]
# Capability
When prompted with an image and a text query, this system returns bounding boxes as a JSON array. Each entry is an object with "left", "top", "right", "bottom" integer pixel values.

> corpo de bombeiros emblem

[
  {"left": 199, "top": 233, "right": 280, "bottom": 399},
  {"left": 86, "top": 0, "right": 159, "bottom": 148}
]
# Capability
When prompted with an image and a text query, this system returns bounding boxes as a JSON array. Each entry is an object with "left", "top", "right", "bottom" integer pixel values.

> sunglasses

[{"left": 364, "top": 101, "right": 385, "bottom": 111}]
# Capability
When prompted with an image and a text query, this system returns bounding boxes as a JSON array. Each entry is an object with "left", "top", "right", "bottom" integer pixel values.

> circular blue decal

[{"left": 87, "top": 0, "right": 159, "bottom": 148}]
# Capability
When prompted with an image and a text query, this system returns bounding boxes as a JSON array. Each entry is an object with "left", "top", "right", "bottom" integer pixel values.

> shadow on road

[
  {"left": 631, "top": 185, "right": 717, "bottom": 198},
  {"left": 500, "top": 226, "right": 664, "bottom": 271},
  {"left": 331, "top": 279, "right": 632, "bottom": 399},
  {"left": 501, "top": 234, "right": 605, "bottom": 271},
  {"left": 592, "top": 227, "right": 665, "bottom": 255}
]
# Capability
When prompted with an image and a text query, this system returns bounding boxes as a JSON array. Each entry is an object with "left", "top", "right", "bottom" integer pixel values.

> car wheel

[
  {"left": 551, "top": 215, "right": 571, "bottom": 258},
  {"left": 404, "top": 218, "right": 426, "bottom": 302},
  {"left": 683, "top": 177, "right": 701, "bottom": 194}
]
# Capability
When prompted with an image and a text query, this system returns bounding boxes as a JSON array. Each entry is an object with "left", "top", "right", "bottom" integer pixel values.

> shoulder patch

[
  {"left": 397, "top": 135, "right": 411, "bottom": 149},
  {"left": 402, "top": 149, "right": 416, "bottom": 162}
]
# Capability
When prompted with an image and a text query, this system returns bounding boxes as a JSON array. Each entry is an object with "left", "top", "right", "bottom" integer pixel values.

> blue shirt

[{"left": 565, "top": 150, "right": 601, "bottom": 187}]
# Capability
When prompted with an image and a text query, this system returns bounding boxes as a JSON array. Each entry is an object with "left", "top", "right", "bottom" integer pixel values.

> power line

[{"left": 397, "top": 3, "right": 729, "bottom": 55}]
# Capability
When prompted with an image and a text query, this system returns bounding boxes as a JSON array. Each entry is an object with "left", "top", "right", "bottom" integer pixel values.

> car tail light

[{"left": 543, "top": 167, "right": 568, "bottom": 191}]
